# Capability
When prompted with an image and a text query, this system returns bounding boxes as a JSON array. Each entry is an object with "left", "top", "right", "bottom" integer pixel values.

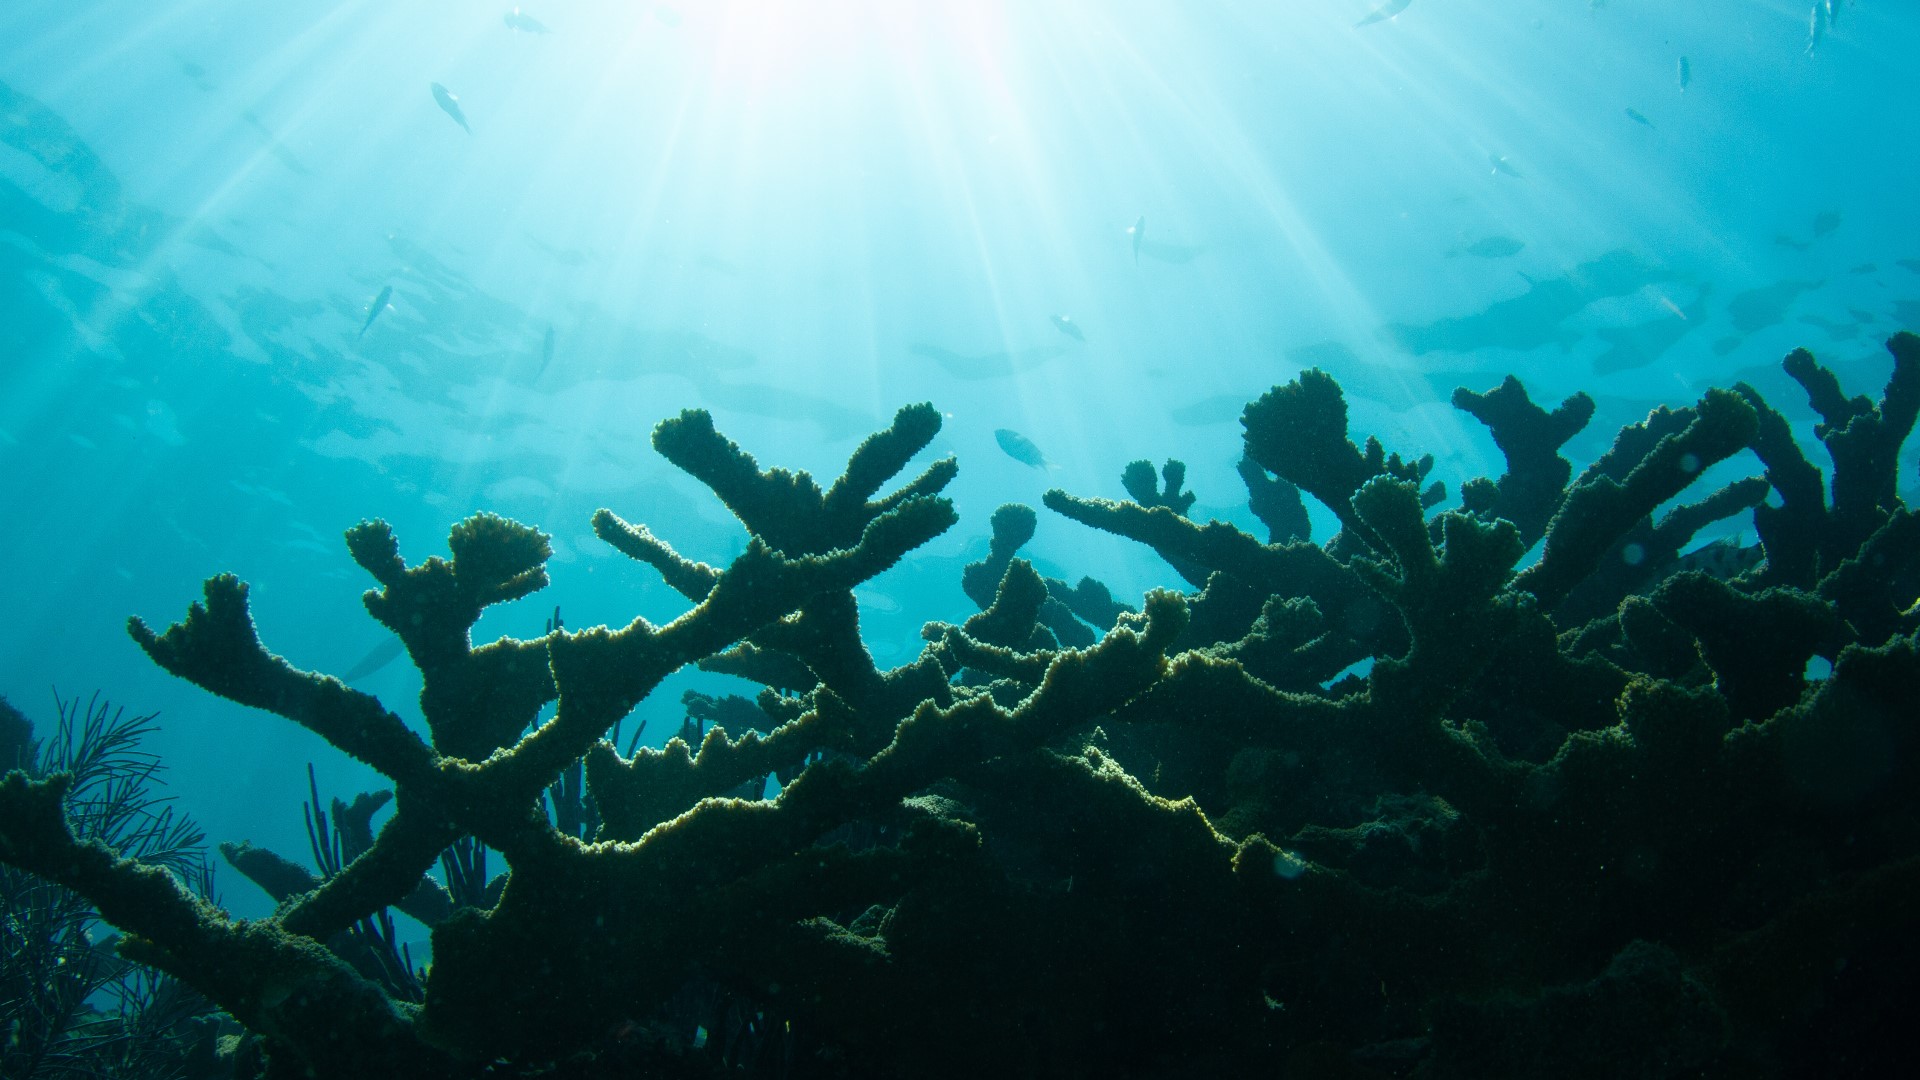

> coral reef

[{"left": 3, "top": 336, "right": 1920, "bottom": 1077}]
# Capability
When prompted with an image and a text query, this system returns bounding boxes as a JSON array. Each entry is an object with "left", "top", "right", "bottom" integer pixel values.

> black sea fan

[{"left": 0, "top": 691, "right": 223, "bottom": 1080}]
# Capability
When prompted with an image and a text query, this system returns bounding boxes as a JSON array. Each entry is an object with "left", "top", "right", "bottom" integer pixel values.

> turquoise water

[{"left": 2, "top": 0, "right": 1914, "bottom": 942}]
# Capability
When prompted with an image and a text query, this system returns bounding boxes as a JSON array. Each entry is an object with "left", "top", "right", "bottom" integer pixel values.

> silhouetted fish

[
  {"left": 342, "top": 636, "right": 405, "bottom": 683},
  {"left": 1806, "top": 4, "right": 1826, "bottom": 55},
  {"left": 537, "top": 325, "right": 555, "bottom": 378},
  {"left": 1355, "top": 0, "right": 1412, "bottom": 28},
  {"left": 1812, "top": 211, "right": 1841, "bottom": 238},
  {"left": 994, "top": 428, "right": 1053, "bottom": 470},
  {"left": 1678, "top": 56, "right": 1691, "bottom": 91},
  {"left": 1625, "top": 108, "right": 1655, "bottom": 129},
  {"left": 1447, "top": 235, "right": 1525, "bottom": 259},
  {"left": 1050, "top": 314, "right": 1086, "bottom": 342},
  {"left": 1488, "top": 154, "right": 1523, "bottom": 179},
  {"left": 1591, "top": 285, "right": 1711, "bottom": 375},
  {"left": 358, "top": 285, "right": 393, "bottom": 339},
  {"left": 1129, "top": 216, "right": 1145, "bottom": 263},
  {"left": 504, "top": 7, "right": 549, "bottom": 33},
  {"left": 431, "top": 82, "right": 471, "bottom": 134},
  {"left": 1678, "top": 535, "right": 1764, "bottom": 580}
]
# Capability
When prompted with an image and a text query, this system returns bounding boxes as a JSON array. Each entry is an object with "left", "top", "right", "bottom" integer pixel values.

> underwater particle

[
  {"left": 995, "top": 428, "right": 1054, "bottom": 470},
  {"left": 357, "top": 285, "right": 393, "bottom": 339},
  {"left": 1621, "top": 542, "right": 1646, "bottom": 567},
  {"left": 1272, "top": 849, "right": 1309, "bottom": 880},
  {"left": 431, "top": 82, "right": 471, "bottom": 134},
  {"left": 1050, "top": 314, "right": 1086, "bottom": 343},
  {"left": 1679, "top": 452, "right": 1701, "bottom": 474}
]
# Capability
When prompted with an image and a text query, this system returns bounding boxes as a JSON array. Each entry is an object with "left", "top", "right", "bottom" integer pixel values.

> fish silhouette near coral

[
  {"left": 341, "top": 636, "right": 405, "bottom": 683},
  {"left": 995, "top": 427, "right": 1055, "bottom": 469},
  {"left": 535, "top": 325, "right": 555, "bottom": 379},
  {"left": 357, "top": 285, "right": 393, "bottom": 339},
  {"left": 504, "top": 7, "right": 549, "bottom": 33},
  {"left": 1355, "top": 0, "right": 1411, "bottom": 29},
  {"left": 1447, "top": 235, "right": 1525, "bottom": 259},
  {"left": 431, "top": 82, "right": 471, "bottom": 133}
]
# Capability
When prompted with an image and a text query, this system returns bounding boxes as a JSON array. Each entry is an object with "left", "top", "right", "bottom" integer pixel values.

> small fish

[
  {"left": 342, "top": 636, "right": 406, "bottom": 683},
  {"left": 1678, "top": 535, "right": 1765, "bottom": 580},
  {"left": 1050, "top": 314, "right": 1086, "bottom": 342},
  {"left": 1812, "top": 210, "right": 1841, "bottom": 238},
  {"left": 1774, "top": 234, "right": 1811, "bottom": 252},
  {"left": 1355, "top": 0, "right": 1412, "bottom": 29},
  {"left": 504, "top": 7, "right": 549, "bottom": 33},
  {"left": 1849, "top": 263, "right": 1877, "bottom": 275},
  {"left": 1825, "top": 0, "right": 1839, "bottom": 29},
  {"left": 1806, "top": 5, "right": 1826, "bottom": 55},
  {"left": 358, "top": 285, "right": 393, "bottom": 339},
  {"left": 537, "top": 325, "right": 555, "bottom": 378},
  {"left": 1446, "top": 235, "right": 1525, "bottom": 259},
  {"left": 994, "top": 428, "right": 1054, "bottom": 470},
  {"left": 1488, "top": 154, "right": 1523, "bottom": 179},
  {"left": 1899, "top": 259, "right": 1920, "bottom": 274},
  {"left": 1678, "top": 56, "right": 1691, "bottom": 91},
  {"left": 431, "top": 82, "right": 471, "bottom": 134},
  {"left": 1128, "top": 216, "right": 1145, "bottom": 263},
  {"left": 1625, "top": 108, "right": 1655, "bottom": 129}
]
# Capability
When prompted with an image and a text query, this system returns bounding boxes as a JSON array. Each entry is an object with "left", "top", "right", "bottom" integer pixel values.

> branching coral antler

[{"left": 83, "top": 404, "right": 959, "bottom": 1075}]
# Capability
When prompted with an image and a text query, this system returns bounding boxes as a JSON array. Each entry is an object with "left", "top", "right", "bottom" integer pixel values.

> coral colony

[{"left": 4, "top": 335, "right": 1919, "bottom": 1077}]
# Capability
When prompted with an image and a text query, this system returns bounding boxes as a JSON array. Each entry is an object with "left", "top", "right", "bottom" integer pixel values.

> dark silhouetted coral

[{"left": 5, "top": 338, "right": 1920, "bottom": 1078}]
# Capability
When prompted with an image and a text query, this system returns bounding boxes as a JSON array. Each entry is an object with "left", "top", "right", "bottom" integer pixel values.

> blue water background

[{"left": 2, "top": 0, "right": 1917, "bottom": 921}]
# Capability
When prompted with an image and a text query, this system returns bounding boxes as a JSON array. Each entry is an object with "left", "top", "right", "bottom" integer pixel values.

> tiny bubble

[
  {"left": 1679, "top": 452, "right": 1701, "bottom": 474},
  {"left": 1622, "top": 542, "right": 1646, "bottom": 566}
]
